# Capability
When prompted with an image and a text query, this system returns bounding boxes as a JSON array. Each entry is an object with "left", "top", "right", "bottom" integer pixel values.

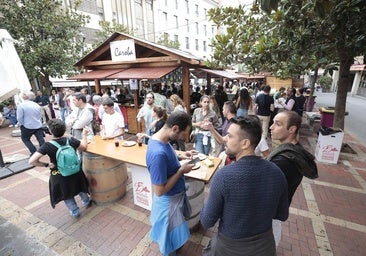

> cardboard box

[{"left": 315, "top": 128, "right": 344, "bottom": 164}]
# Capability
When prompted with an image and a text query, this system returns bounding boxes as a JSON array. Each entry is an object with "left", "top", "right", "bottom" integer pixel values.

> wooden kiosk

[{"left": 69, "top": 32, "right": 208, "bottom": 133}]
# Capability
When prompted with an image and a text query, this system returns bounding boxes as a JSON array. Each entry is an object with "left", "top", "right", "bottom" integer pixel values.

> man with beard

[
  {"left": 200, "top": 116, "right": 288, "bottom": 256},
  {"left": 146, "top": 111, "right": 197, "bottom": 256},
  {"left": 137, "top": 92, "right": 155, "bottom": 144}
]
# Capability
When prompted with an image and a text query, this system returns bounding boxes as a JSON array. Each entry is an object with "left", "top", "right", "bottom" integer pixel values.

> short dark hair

[
  {"left": 165, "top": 111, "right": 191, "bottom": 132},
  {"left": 152, "top": 83, "right": 161, "bottom": 93},
  {"left": 47, "top": 119, "right": 66, "bottom": 137},
  {"left": 283, "top": 111, "right": 302, "bottom": 134},
  {"left": 73, "top": 92, "right": 87, "bottom": 103},
  {"left": 146, "top": 92, "right": 154, "bottom": 99},
  {"left": 224, "top": 101, "right": 237, "bottom": 114},
  {"left": 102, "top": 97, "right": 114, "bottom": 107},
  {"left": 230, "top": 115, "right": 262, "bottom": 148},
  {"left": 263, "top": 85, "right": 271, "bottom": 93}
]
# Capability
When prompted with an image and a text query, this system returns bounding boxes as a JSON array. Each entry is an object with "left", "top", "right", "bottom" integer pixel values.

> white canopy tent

[
  {"left": 0, "top": 29, "right": 31, "bottom": 103},
  {"left": 0, "top": 29, "right": 33, "bottom": 178}
]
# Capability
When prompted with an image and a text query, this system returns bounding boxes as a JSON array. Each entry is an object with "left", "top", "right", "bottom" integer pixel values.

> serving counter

[{"left": 84, "top": 136, "right": 221, "bottom": 228}]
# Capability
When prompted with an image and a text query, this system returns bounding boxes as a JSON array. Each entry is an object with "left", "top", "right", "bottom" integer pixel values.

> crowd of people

[
  {"left": 133, "top": 80, "right": 317, "bottom": 255},
  {"left": 1, "top": 80, "right": 318, "bottom": 255}
]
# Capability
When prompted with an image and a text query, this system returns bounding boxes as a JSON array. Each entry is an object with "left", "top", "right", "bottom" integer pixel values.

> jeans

[
  {"left": 5, "top": 114, "right": 17, "bottom": 125},
  {"left": 20, "top": 126, "right": 45, "bottom": 155},
  {"left": 195, "top": 133, "right": 211, "bottom": 155},
  {"left": 64, "top": 192, "right": 90, "bottom": 217},
  {"left": 59, "top": 107, "right": 68, "bottom": 123}
]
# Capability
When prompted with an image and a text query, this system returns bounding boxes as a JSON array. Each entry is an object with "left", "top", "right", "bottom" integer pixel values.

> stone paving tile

[
  {"left": 325, "top": 222, "right": 366, "bottom": 256},
  {"left": 312, "top": 184, "right": 366, "bottom": 226},
  {"left": 278, "top": 214, "right": 319, "bottom": 256},
  {"left": 0, "top": 175, "right": 48, "bottom": 208},
  {"left": 291, "top": 185, "right": 309, "bottom": 211},
  {"left": 316, "top": 163, "right": 363, "bottom": 188}
]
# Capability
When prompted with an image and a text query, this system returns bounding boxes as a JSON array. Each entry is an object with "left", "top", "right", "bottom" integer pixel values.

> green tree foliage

[
  {"left": 156, "top": 34, "right": 180, "bottom": 49},
  {"left": 93, "top": 19, "right": 133, "bottom": 48},
  {"left": 208, "top": 0, "right": 366, "bottom": 129},
  {"left": 0, "top": 0, "right": 89, "bottom": 89}
]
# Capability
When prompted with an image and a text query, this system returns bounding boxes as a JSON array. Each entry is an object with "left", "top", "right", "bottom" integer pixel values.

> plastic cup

[{"left": 114, "top": 139, "right": 119, "bottom": 147}]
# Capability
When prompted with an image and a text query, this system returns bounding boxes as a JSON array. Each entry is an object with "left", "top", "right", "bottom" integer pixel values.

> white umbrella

[{"left": 0, "top": 29, "right": 31, "bottom": 103}]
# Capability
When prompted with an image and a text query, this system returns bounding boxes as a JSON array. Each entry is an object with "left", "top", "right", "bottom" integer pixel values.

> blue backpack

[{"left": 49, "top": 139, "right": 80, "bottom": 176}]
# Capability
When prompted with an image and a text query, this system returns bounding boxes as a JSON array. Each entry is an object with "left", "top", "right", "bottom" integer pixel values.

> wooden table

[
  {"left": 85, "top": 136, "right": 222, "bottom": 213},
  {"left": 86, "top": 136, "right": 221, "bottom": 182}
]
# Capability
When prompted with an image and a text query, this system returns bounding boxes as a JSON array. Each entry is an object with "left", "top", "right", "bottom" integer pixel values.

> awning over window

[
  {"left": 350, "top": 64, "right": 366, "bottom": 71},
  {"left": 108, "top": 66, "right": 179, "bottom": 79},
  {"left": 68, "top": 69, "right": 125, "bottom": 80},
  {"left": 193, "top": 68, "right": 246, "bottom": 80}
]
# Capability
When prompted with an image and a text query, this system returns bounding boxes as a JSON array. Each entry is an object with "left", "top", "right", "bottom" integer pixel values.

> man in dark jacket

[{"left": 268, "top": 110, "right": 318, "bottom": 246}]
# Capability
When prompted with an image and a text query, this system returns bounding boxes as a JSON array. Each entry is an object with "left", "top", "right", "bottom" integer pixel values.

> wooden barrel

[
  {"left": 83, "top": 152, "right": 128, "bottom": 205},
  {"left": 185, "top": 178, "right": 205, "bottom": 231}
]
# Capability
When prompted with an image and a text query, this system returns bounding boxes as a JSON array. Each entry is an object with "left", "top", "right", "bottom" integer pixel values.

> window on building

[
  {"left": 186, "top": 19, "right": 189, "bottom": 32},
  {"left": 174, "top": 34, "right": 178, "bottom": 42},
  {"left": 186, "top": 0, "right": 189, "bottom": 14},
  {"left": 146, "top": 0, "right": 153, "bottom": 10},
  {"left": 195, "top": 4, "right": 199, "bottom": 17},
  {"left": 212, "top": 26, "right": 215, "bottom": 36},
  {"left": 203, "top": 41, "right": 207, "bottom": 52},
  {"left": 204, "top": 25, "right": 207, "bottom": 36},
  {"left": 360, "top": 74, "right": 366, "bottom": 88},
  {"left": 174, "top": 15, "right": 178, "bottom": 29},
  {"left": 163, "top": 12, "right": 167, "bottom": 26},
  {"left": 175, "top": 0, "right": 178, "bottom": 9},
  {"left": 195, "top": 39, "right": 199, "bottom": 51},
  {"left": 204, "top": 8, "right": 207, "bottom": 19},
  {"left": 185, "top": 37, "right": 190, "bottom": 49},
  {"left": 195, "top": 22, "right": 199, "bottom": 34},
  {"left": 165, "top": 0, "right": 168, "bottom": 6}
]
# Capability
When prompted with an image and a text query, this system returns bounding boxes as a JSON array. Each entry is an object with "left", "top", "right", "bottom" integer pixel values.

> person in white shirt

[
  {"left": 136, "top": 92, "right": 155, "bottom": 143},
  {"left": 100, "top": 98, "right": 125, "bottom": 140}
]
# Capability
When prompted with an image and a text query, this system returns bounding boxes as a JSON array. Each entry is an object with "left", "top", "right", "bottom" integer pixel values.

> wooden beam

[
  {"left": 85, "top": 61, "right": 181, "bottom": 70},
  {"left": 88, "top": 56, "right": 178, "bottom": 66},
  {"left": 94, "top": 79, "right": 101, "bottom": 94},
  {"left": 182, "top": 65, "right": 190, "bottom": 114}
]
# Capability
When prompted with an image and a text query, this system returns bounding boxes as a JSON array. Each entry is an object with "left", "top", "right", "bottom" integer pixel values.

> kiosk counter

[{"left": 84, "top": 135, "right": 222, "bottom": 228}]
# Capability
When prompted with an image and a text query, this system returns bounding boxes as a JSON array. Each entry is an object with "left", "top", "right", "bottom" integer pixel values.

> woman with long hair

[
  {"left": 236, "top": 87, "right": 253, "bottom": 117},
  {"left": 192, "top": 95, "right": 220, "bottom": 155},
  {"left": 170, "top": 94, "right": 187, "bottom": 150},
  {"left": 170, "top": 94, "right": 187, "bottom": 113}
]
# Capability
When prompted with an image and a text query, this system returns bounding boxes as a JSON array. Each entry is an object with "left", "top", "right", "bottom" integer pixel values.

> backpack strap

[
  {"left": 49, "top": 139, "right": 69, "bottom": 148},
  {"left": 49, "top": 140, "right": 61, "bottom": 149}
]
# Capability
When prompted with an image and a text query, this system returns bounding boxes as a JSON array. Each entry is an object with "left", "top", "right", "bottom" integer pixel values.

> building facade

[{"left": 60, "top": 0, "right": 220, "bottom": 60}]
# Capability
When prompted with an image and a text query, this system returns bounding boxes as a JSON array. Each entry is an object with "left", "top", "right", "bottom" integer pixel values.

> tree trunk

[
  {"left": 306, "top": 65, "right": 319, "bottom": 112},
  {"left": 333, "top": 54, "right": 353, "bottom": 130}
]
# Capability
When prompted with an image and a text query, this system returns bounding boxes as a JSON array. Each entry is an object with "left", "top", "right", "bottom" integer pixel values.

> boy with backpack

[{"left": 29, "top": 119, "right": 91, "bottom": 218}]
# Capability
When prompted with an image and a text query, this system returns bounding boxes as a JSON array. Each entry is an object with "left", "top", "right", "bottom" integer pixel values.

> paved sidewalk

[{"left": 0, "top": 118, "right": 365, "bottom": 255}]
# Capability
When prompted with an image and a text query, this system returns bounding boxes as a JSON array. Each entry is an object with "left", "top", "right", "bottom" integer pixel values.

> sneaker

[
  {"left": 69, "top": 208, "right": 80, "bottom": 218},
  {"left": 9, "top": 125, "right": 14, "bottom": 127},
  {"left": 82, "top": 198, "right": 92, "bottom": 208}
]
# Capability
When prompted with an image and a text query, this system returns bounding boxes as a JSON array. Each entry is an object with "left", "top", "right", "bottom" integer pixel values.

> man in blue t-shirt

[{"left": 146, "top": 111, "right": 197, "bottom": 256}]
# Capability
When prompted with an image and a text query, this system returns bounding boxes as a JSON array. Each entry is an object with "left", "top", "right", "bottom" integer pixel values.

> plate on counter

[
  {"left": 122, "top": 141, "right": 137, "bottom": 147},
  {"left": 192, "top": 162, "right": 201, "bottom": 170},
  {"left": 197, "top": 153, "right": 207, "bottom": 160}
]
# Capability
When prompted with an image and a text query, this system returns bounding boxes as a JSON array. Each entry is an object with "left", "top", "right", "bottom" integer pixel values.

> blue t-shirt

[{"left": 146, "top": 139, "right": 185, "bottom": 196}]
